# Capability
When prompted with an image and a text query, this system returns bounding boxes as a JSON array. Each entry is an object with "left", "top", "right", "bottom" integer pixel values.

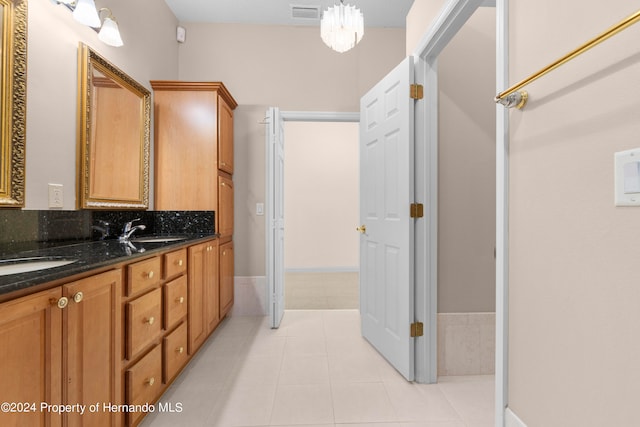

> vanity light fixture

[
  {"left": 72, "top": 0, "right": 101, "bottom": 28},
  {"left": 320, "top": 0, "right": 364, "bottom": 53},
  {"left": 97, "top": 8, "right": 123, "bottom": 47},
  {"left": 52, "top": 0, "right": 124, "bottom": 47}
]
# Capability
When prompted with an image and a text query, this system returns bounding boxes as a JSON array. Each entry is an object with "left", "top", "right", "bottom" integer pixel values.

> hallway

[{"left": 141, "top": 310, "right": 494, "bottom": 426}]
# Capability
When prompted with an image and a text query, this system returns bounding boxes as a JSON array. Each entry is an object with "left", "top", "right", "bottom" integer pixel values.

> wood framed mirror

[
  {"left": 77, "top": 43, "right": 150, "bottom": 209},
  {"left": 0, "top": 0, "right": 27, "bottom": 207}
]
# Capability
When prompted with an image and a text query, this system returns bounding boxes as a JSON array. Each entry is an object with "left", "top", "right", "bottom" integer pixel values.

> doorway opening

[
  {"left": 283, "top": 121, "right": 360, "bottom": 310},
  {"left": 435, "top": 5, "right": 497, "bottom": 380}
]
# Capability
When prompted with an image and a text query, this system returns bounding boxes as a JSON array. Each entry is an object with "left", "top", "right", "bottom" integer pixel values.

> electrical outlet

[{"left": 48, "top": 184, "right": 64, "bottom": 208}]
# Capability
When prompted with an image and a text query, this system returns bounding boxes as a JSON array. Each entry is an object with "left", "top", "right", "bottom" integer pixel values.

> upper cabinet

[
  {"left": 151, "top": 82, "right": 237, "bottom": 212},
  {"left": 218, "top": 96, "right": 234, "bottom": 175}
]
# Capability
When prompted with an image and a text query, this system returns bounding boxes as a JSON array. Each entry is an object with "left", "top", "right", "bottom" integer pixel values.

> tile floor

[
  {"left": 285, "top": 272, "right": 359, "bottom": 309},
  {"left": 141, "top": 310, "right": 495, "bottom": 427}
]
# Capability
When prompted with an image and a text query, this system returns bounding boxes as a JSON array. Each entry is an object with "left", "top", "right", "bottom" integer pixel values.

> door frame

[
  {"left": 265, "top": 110, "right": 360, "bottom": 327},
  {"left": 410, "top": 0, "right": 509, "bottom": 423}
]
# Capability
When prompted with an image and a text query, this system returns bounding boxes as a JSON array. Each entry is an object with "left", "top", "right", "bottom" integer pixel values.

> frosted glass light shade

[
  {"left": 98, "top": 17, "right": 124, "bottom": 47},
  {"left": 320, "top": 2, "right": 364, "bottom": 53},
  {"left": 73, "top": 0, "right": 100, "bottom": 28}
]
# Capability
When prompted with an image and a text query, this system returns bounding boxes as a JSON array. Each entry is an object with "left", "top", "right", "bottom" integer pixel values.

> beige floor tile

[
  {"left": 270, "top": 383, "right": 334, "bottom": 425},
  {"left": 227, "top": 356, "right": 282, "bottom": 386},
  {"left": 208, "top": 383, "right": 277, "bottom": 427},
  {"left": 437, "top": 376, "right": 495, "bottom": 427},
  {"left": 284, "top": 335, "right": 327, "bottom": 357},
  {"left": 278, "top": 353, "right": 330, "bottom": 385},
  {"left": 331, "top": 382, "right": 398, "bottom": 423},
  {"left": 328, "top": 351, "right": 383, "bottom": 383},
  {"left": 385, "top": 381, "right": 462, "bottom": 422}
]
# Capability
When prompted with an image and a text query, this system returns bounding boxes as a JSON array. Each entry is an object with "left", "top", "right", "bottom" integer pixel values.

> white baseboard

[
  {"left": 505, "top": 408, "right": 527, "bottom": 427},
  {"left": 230, "top": 276, "right": 268, "bottom": 316},
  {"left": 285, "top": 267, "right": 359, "bottom": 273}
]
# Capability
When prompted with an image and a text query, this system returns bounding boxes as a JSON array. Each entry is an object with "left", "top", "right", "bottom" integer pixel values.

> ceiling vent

[{"left": 290, "top": 5, "right": 321, "bottom": 20}]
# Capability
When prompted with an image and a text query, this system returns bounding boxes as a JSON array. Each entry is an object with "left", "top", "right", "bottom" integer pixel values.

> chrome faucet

[
  {"left": 91, "top": 220, "right": 111, "bottom": 240},
  {"left": 119, "top": 218, "right": 146, "bottom": 242}
]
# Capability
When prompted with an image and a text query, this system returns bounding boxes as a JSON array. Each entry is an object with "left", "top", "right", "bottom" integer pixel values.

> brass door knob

[
  {"left": 176, "top": 296, "right": 185, "bottom": 304},
  {"left": 73, "top": 292, "right": 84, "bottom": 303},
  {"left": 176, "top": 347, "right": 184, "bottom": 354},
  {"left": 177, "top": 259, "right": 183, "bottom": 267},
  {"left": 146, "top": 377, "right": 155, "bottom": 386},
  {"left": 356, "top": 225, "right": 366, "bottom": 234},
  {"left": 146, "top": 271, "right": 154, "bottom": 279},
  {"left": 145, "top": 316, "right": 155, "bottom": 325}
]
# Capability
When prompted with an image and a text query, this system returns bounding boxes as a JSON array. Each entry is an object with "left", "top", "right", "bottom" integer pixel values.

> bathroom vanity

[{"left": 0, "top": 211, "right": 230, "bottom": 427}]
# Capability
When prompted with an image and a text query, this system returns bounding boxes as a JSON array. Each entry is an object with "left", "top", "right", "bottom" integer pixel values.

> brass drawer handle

[
  {"left": 53, "top": 297, "right": 69, "bottom": 309},
  {"left": 176, "top": 296, "right": 184, "bottom": 304},
  {"left": 145, "top": 377, "right": 155, "bottom": 386},
  {"left": 146, "top": 271, "right": 154, "bottom": 279},
  {"left": 73, "top": 292, "right": 84, "bottom": 303},
  {"left": 176, "top": 346, "right": 184, "bottom": 354},
  {"left": 144, "top": 316, "right": 155, "bottom": 325},
  {"left": 176, "top": 259, "right": 183, "bottom": 267}
]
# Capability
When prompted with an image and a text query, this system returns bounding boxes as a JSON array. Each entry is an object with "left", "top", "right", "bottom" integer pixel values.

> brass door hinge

[
  {"left": 410, "top": 203, "right": 424, "bottom": 218},
  {"left": 410, "top": 84, "right": 423, "bottom": 100},
  {"left": 410, "top": 322, "right": 424, "bottom": 337}
]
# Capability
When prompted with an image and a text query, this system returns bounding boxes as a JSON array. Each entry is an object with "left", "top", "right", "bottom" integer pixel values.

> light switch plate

[
  {"left": 176, "top": 26, "right": 186, "bottom": 43},
  {"left": 614, "top": 148, "right": 640, "bottom": 206},
  {"left": 48, "top": 183, "right": 64, "bottom": 208},
  {"left": 256, "top": 203, "right": 264, "bottom": 216}
]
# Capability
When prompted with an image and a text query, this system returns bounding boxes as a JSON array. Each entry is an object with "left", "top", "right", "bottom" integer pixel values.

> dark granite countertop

[{"left": 0, "top": 234, "right": 216, "bottom": 297}]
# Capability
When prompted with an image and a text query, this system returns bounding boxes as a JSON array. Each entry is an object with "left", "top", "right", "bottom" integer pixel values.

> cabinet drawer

[
  {"left": 126, "top": 345, "right": 162, "bottom": 426},
  {"left": 164, "top": 276, "right": 187, "bottom": 329},
  {"left": 127, "top": 257, "right": 161, "bottom": 296},
  {"left": 127, "top": 288, "right": 162, "bottom": 359},
  {"left": 164, "top": 248, "right": 187, "bottom": 279},
  {"left": 163, "top": 322, "right": 188, "bottom": 384}
]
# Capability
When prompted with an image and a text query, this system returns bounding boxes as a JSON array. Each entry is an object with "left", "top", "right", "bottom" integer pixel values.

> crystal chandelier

[{"left": 320, "top": 0, "right": 364, "bottom": 53}]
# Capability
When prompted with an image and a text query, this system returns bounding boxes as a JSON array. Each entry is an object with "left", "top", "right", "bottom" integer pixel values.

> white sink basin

[
  {"left": 0, "top": 258, "right": 78, "bottom": 277},
  {"left": 130, "top": 236, "right": 186, "bottom": 243}
]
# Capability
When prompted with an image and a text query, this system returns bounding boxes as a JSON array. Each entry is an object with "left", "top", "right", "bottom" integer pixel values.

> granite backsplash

[{"left": 0, "top": 210, "right": 215, "bottom": 254}]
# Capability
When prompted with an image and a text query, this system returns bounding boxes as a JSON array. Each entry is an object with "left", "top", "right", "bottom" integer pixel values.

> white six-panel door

[{"left": 359, "top": 57, "right": 416, "bottom": 381}]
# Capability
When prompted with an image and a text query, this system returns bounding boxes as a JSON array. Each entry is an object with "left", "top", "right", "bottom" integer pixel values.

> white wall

[
  {"left": 26, "top": 0, "right": 179, "bottom": 210},
  {"left": 284, "top": 122, "right": 359, "bottom": 271},
  {"left": 437, "top": 7, "right": 496, "bottom": 313},
  {"left": 176, "top": 22, "right": 406, "bottom": 276},
  {"left": 508, "top": 2, "right": 640, "bottom": 425}
]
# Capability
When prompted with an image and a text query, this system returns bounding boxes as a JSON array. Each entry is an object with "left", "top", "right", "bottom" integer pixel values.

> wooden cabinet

[
  {"left": 151, "top": 81, "right": 237, "bottom": 213},
  {"left": 0, "top": 270, "right": 121, "bottom": 427},
  {"left": 187, "top": 240, "right": 219, "bottom": 354},
  {"left": 0, "top": 287, "right": 62, "bottom": 427},
  {"left": 218, "top": 173, "right": 234, "bottom": 239},
  {"left": 122, "top": 249, "right": 190, "bottom": 426},
  {"left": 64, "top": 269, "right": 122, "bottom": 427},
  {"left": 219, "top": 240, "right": 234, "bottom": 318},
  {"left": 218, "top": 94, "right": 234, "bottom": 174}
]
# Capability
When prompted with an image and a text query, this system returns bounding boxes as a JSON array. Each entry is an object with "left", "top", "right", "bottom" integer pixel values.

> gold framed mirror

[
  {"left": 0, "top": 0, "right": 27, "bottom": 208},
  {"left": 77, "top": 43, "right": 150, "bottom": 209}
]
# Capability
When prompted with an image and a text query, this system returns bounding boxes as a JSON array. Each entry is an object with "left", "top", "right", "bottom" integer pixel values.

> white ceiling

[{"left": 163, "top": 0, "right": 415, "bottom": 28}]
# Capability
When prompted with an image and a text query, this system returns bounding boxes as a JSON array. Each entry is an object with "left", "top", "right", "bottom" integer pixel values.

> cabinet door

[
  {"left": 218, "top": 95, "right": 234, "bottom": 174},
  {"left": 188, "top": 242, "right": 207, "bottom": 353},
  {"left": 0, "top": 288, "right": 63, "bottom": 427},
  {"left": 64, "top": 269, "right": 122, "bottom": 427},
  {"left": 218, "top": 173, "right": 234, "bottom": 238},
  {"left": 154, "top": 90, "right": 218, "bottom": 210},
  {"left": 205, "top": 240, "right": 220, "bottom": 333},
  {"left": 219, "top": 240, "right": 234, "bottom": 318}
]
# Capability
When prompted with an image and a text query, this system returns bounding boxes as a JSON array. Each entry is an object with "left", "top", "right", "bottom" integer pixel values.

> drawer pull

[
  {"left": 176, "top": 346, "right": 184, "bottom": 354},
  {"left": 176, "top": 259, "right": 183, "bottom": 267},
  {"left": 53, "top": 297, "right": 69, "bottom": 309},
  {"left": 146, "top": 377, "right": 155, "bottom": 386},
  {"left": 144, "top": 316, "right": 155, "bottom": 325},
  {"left": 72, "top": 292, "right": 84, "bottom": 303},
  {"left": 176, "top": 296, "right": 185, "bottom": 304},
  {"left": 146, "top": 271, "right": 154, "bottom": 279}
]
